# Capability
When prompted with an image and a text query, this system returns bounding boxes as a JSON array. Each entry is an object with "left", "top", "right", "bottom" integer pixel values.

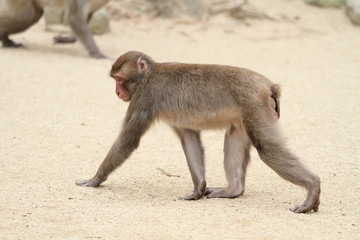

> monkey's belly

[{"left": 159, "top": 108, "right": 242, "bottom": 130}]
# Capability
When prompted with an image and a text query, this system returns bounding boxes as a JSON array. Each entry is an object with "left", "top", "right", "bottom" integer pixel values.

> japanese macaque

[
  {"left": 0, "top": 0, "right": 109, "bottom": 58},
  {"left": 76, "top": 51, "right": 321, "bottom": 213}
]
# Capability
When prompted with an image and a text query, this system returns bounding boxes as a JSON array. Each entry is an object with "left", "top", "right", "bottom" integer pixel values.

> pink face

[{"left": 114, "top": 76, "right": 130, "bottom": 102}]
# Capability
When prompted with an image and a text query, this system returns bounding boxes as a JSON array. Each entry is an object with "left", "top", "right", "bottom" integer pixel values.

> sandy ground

[{"left": 1, "top": 0, "right": 359, "bottom": 239}]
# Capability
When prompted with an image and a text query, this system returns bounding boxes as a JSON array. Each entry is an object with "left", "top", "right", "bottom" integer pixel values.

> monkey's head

[{"left": 110, "top": 51, "right": 153, "bottom": 102}]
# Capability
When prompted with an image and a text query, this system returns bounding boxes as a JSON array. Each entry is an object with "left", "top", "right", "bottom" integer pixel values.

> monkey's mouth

[{"left": 115, "top": 78, "right": 130, "bottom": 102}]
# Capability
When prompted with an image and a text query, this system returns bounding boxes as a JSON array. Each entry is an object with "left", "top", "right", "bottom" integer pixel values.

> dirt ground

[{"left": 1, "top": 0, "right": 359, "bottom": 239}]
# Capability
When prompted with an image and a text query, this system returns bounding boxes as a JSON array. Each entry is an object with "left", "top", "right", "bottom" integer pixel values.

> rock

[
  {"left": 108, "top": 0, "right": 206, "bottom": 20},
  {"left": 44, "top": 6, "right": 67, "bottom": 25},
  {"left": 346, "top": 0, "right": 360, "bottom": 25},
  {"left": 146, "top": 0, "right": 206, "bottom": 19},
  {"left": 304, "top": 0, "right": 345, "bottom": 8},
  {"left": 89, "top": 8, "right": 110, "bottom": 35},
  {"left": 43, "top": 6, "right": 68, "bottom": 33},
  {"left": 44, "top": 7, "right": 110, "bottom": 35}
]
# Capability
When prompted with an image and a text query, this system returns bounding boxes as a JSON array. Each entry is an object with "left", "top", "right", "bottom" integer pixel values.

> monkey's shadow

[
  {"left": 103, "top": 178, "right": 182, "bottom": 200},
  {"left": 92, "top": 178, "right": 252, "bottom": 202},
  {"left": 22, "top": 41, "right": 91, "bottom": 59}
]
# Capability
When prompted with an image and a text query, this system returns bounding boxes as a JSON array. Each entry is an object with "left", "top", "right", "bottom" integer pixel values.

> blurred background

[{"left": 0, "top": 0, "right": 359, "bottom": 239}]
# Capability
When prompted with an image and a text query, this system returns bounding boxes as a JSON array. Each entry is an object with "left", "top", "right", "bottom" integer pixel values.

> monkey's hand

[{"left": 76, "top": 176, "right": 104, "bottom": 187}]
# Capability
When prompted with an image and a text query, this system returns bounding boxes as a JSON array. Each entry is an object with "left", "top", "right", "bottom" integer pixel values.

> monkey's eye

[{"left": 114, "top": 77, "right": 124, "bottom": 82}]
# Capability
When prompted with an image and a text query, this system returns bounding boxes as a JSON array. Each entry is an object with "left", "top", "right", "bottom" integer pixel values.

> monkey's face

[
  {"left": 110, "top": 52, "right": 150, "bottom": 102},
  {"left": 110, "top": 60, "right": 137, "bottom": 102},
  {"left": 114, "top": 75, "right": 130, "bottom": 102},
  {"left": 111, "top": 63, "right": 146, "bottom": 102}
]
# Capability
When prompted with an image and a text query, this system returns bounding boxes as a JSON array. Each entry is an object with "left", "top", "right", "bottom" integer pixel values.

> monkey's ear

[{"left": 137, "top": 57, "right": 148, "bottom": 72}]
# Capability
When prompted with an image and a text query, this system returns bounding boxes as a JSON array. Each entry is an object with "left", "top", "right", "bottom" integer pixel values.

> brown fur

[
  {"left": 76, "top": 51, "right": 321, "bottom": 213},
  {"left": 0, "top": 0, "right": 109, "bottom": 58}
]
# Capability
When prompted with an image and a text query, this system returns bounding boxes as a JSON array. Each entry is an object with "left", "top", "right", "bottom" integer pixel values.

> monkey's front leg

[
  {"left": 174, "top": 128, "right": 206, "bottom": 200},
  {"left": 76, "top": 110, "right": 153, "bottom": 187},
  {"left": 67, "top": 0, "right": 106, "bottom": 59},
  {"left": 76, "top": 137, "right": 133, "bottom": 187},
  {"left": 76, "top": 138, "right": 121, "bottom": 187}
]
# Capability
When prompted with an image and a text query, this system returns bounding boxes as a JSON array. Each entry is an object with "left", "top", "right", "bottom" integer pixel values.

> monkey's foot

[
  {"left": 2, "top": 38, "right": 24, "bottom": 48},
  {"left": 178, "top": 192, "right": 204, "bottom": 200},
  {"left": 54, "top": 35, "right": 77, "bottom": 44},
  {"left": 76, "top": 176, "right": 105, "bottom": 187},
  {"left": 205, "top": 187, "right": 244, "bottom": 199},
  {"left": 291, "top": 180, "right": 320, "bottom": 213},
  {"left": 179, "top": 181, "right": 206, "bottom": 200},
  {"left": 291, "top": 197, "right": 320, "bottom": 213}
]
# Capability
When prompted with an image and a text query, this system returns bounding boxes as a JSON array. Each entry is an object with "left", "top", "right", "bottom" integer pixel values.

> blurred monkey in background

[{"left": 0, "top": 0, "right": 109, "bottom": 58}]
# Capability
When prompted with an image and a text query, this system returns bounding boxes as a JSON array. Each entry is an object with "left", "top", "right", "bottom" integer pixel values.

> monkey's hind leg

[
  {"left": 206, "top": 125, "right": 251, "bottom": 198},
  {"left": 175, "top": 128, "right": 206, "bottom": 200},
  {"left": 54, "top": 35, "right": 77, "bottom": 44},
  {"left": 1, "top": 36, "right": 24, "bottom": 48},
  {"left": 247, "top": 119, "right": 320, "bottom": 213}
]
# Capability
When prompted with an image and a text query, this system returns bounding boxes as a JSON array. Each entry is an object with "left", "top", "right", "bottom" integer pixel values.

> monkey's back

[{"left": 149, "top": 63, "right": 276, "bottom": 130}]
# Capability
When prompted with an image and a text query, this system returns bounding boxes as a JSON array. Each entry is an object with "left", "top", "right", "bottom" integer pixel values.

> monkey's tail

[{"left": 271, "top": 84, "right": 281, "bottom": 118}]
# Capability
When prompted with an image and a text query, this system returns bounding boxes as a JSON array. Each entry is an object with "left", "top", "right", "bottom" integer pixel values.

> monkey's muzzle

[{"left": 115, "top": 78, "right": 130, "bottom": 102}]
